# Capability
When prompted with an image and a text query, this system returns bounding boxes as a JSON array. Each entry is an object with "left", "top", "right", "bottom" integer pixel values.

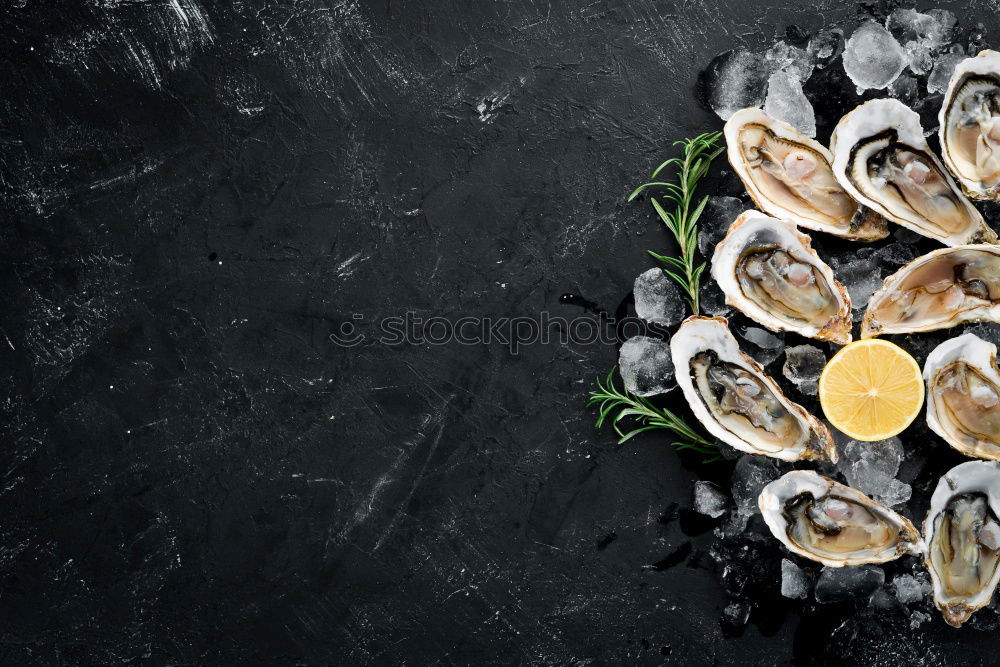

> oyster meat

[
  {"left": 924, "top": 461, "right": 1000, "bottom": 627},
  {"left": 940, "top": 50, "right": 1000, "bottom": 200},
  {"left": 711, "top": 210, "right": 852, "bottom": 345},
  {"left": 861, "top": 245, "right": 1000, "bottom": 338},
  {"left": 724, "top": 108, "right": 888, "bottom": 241},
  {"left": 671, "top": 316, "right": 836, "bottom": 462},
  {"left": 925, "top": 333, "right": 1000, "bottom": 460},
  {"left": 759, "top": 470, "right": 922, "bottom": 567},
  {"left": 830, "top": 98, "right": 996, "bottom": 246}
]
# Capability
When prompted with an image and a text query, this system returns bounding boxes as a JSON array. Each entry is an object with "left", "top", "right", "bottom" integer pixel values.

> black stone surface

[{"left": 3, "top": 0, "right": 1000, "bottom": 664}]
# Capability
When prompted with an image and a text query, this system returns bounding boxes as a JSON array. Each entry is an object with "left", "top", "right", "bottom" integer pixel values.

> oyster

[
  {"left": 924, "top": 461, "right": 1000, "bottom": 627},
  {"left": 830, "top": 98, "right": 996, "bottom": 246},
  {"left": 759, "top": 470, "right": 922, "bottom": 567},
  {"left": 925, "top": 334, "right": 1000, "bottom": 460},
  {"left": 940, "top": 50, "right": 1000, "bottom": 200},
  {"left": 861, "top": 245, "right": 1000, "bottom": 338},
  {"left": 711, "top": 210, "right": 852, "bottom": 345},
  {"left": 671, "top": 316, "right": 836, "bottom": 462},
  {"left": 724, "top": 108, "right": 888, "bottom": 241}
]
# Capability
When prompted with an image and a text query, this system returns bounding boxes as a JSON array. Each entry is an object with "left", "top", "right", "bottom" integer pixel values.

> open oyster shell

[
  {"left": 861, "top": 245, "right": 1000, "bottom": 338},
  {"left": 925, "top": 333, "right": 1000, "bottom": 460},
  {"left": 711, "top": 210, "right": 852, "bottom": 345},
  {"left": 724, "top": 108, "right": 888, "bottom": 241},
  {"left": 671, "top": 316, "right": 836, "bottom": 462},
  {"left": 830, "top": 98, "right": 996, "bottom": 246},
  {"left": 759, "top": 470, "right": 923, "bottom": 567},
  {"left": 924, "top": 461, "right": 1000, "bottom": 627},
  {"left": 940, "top": 50, "right": 1000, "bottom": 200}
]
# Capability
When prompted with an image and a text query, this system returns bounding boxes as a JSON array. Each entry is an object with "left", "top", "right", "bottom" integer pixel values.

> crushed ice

[
  {"left": 836, "top": 437, "right": 912, "bottom": 507},
  {"left": 780, "top": 558, "right": 810, "bottom": 599},
  {"left": 693, "top": 481, "right": 728, "bottom": 518},
  {"left": 685, "top": 6, "right": 995, "bottom": 642},
  {"left": 782, "top": 344, "right": 825, "bottom": 396},
  {"left": 737, "top": 326, "right": 784, "bottom": 367}
]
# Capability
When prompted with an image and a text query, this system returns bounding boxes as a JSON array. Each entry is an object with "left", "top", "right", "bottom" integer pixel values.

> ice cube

[
  {"left": 693, "top": 480, "right": 728, "bottom": 518},
  {"left": 836, "top": 437, "right": 911, "bottom": 507},
  {"left": 842, "top": 21, "right": 907, "bottom": 92},
  {"left": 922, "top": 8, "right": 958, "bottom": 43},
  {"left": 814, "top": 565, "right": 884, "bottom": 603},
  {"left": 718, "top": 561, "right": 749, "bottom": 597},
  {"left": 967, "top": 27, "right": 988, "bottom": 57},
  {"left": 764, "top": 41, "right": 815, "bottom": 84},
  {"left": 887, "top": 7, "right": 957, "bottom": 49},
  {"left": 697, "top": 196, "right": 745, "bottom": 256},
  {"left": 781, "top": 558, "right": 810, "bottom": 599},
  {"left": 723, "top": 455, "right": 783, "bottom": 534},
  {"left": 782, "top": 345, "right": 826, "bottom": 396},
  {"left": 701, "top": 48, "right": 769, "bottom": 120},
  {"left": 842, "top": 437, "right": 903, "bottom": 477},
  {"left": 892, "top": 573, "right": 931, "bottom": 605},
  {"left": 720, "top": 600, "right": 751, "bottom": 637},
  {"left": 895, "top": 441, "right": 927, "bottom": 485},
  {"left": 634, "top": 268, "right": 686, "bottom": 327},
  {"left": 700, "top": 280, "right": 732, "bottom": 317},
  {"left": 739, "top": 327, "right": 784, "bottom": 367},
  {"left": 807, "top": 29, "right": 844, "bottom": 69},
  {"left": 928, "top": 52, "right": 967, "bottom": 94},
  {"left": 764, "top": 69, "right": 816, "bottom": 137},
  {"left": 833, "top": 255, "right": 884, "bottom": 309},
  {"left": 907, "top": 44, "right": 936, "bottom": 76},
  {"left": 618, "top": 336, "right": 674, "bottom": 397},
  {"left": 887, "top": 7, "right": 957, "bottom": 76},
  {"left": 888, "top": 73, "right": 919, "bottom": 105}
]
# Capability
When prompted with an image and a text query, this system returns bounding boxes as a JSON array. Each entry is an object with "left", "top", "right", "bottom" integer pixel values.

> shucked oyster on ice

[
  {"left": 830, "top": 98, "right": 996, "bottom": 246},
  {"left": 925, "top": 334, "right": 1000, "bottom": 460},
  {"left": 924, "top": 461, "right": 1000, "bottom": 627},
  {"left": 861, "top": 245, "right": 1000, "bottom": 338},
  {"left": 940, "top": 50, "right": 1000, "bottom": 200},
  {"left": 711, "top": 210, "right": 852, "bottom": 345},
  {"left": 759, "top": 470, "right": 922, "bottom": 567},
  {"left": 671, "top": 316, "right": 836, "bottom": 462},
  {"left": 724, "top": 108, "right": 888, "bottom": 241}
]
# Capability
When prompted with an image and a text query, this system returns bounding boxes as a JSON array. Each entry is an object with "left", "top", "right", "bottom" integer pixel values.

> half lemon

[{"left": 818, "top": 339, "right": 925, "bottom": 441}]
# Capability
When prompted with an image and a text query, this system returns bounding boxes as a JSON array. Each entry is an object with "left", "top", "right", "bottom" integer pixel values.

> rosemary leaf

[
  {"left": 586, "top": 367, "right": 718, "bottom": 461},
  {"left": 629, "top": 131, "right": 723, "bottom": 317}
]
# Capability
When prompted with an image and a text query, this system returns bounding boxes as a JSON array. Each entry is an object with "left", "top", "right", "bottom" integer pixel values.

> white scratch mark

[
  {"left": 334, "top": 252, "right": 368, "bottom": 278},
  {"left": 329, "top": 402, "right": 451, "bottom": 550},
  {"left": 477, "top": 90, "right": 512, "bottom": 123}
]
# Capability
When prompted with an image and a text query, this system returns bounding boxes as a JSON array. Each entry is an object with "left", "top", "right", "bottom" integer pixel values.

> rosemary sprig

[
  {"left": 585, "top": 132, "right": 724, "bottom": 460},
  {"left": 627, "top": 131, "right": 724, "bottom": 315},
  {"left": 587, "top": 368, "right": 720, "bottom": 461}
]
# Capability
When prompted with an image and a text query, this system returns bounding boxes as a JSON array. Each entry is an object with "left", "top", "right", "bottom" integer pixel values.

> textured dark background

[{"left": 3, "top": 0, "right": 1000, "bottom": 664}]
